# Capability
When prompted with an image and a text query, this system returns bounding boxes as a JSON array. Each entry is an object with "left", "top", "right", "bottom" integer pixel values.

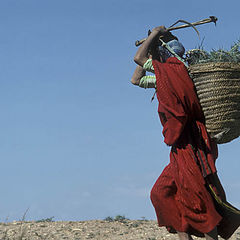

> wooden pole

[{"left": 135, "top": 16, "right": 218, "bottom": 47}]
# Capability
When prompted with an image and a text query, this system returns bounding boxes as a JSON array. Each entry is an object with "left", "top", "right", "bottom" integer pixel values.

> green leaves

[{"left": 186, "top": 39, "right": 240, "bottom": 65}]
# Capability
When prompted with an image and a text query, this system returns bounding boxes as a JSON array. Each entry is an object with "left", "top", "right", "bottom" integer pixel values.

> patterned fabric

[
  {"left": 140, "top": 59, "right": 156, "bottom": 88},
  {"left": 142, "top": 58, "right": 155, "bottom": 73},
  {"left": 139, "top": 75, "right": 156, "bottom": 88}
]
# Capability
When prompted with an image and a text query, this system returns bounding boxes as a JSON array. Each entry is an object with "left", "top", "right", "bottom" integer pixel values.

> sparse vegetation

[
  {"left": 1, "top": 210, "right": 56, "bottom": 239},
  {"left": 129, "top": 222, "right": 140, "bottom": 228},
  {"left": 114, "top": 215, "right": 129, "bottom": 223},
  {"left": 104, "top": 215, "right": 129, "bottom": 223},
  {"left": 104, "top": 216, "right": 114, "bottom": 222},
  {"left": 35, "top": 216, "right": 55, "bottom": 223},
  {"left": 139, "top": 216, "right": 148, "bottom": 221}
]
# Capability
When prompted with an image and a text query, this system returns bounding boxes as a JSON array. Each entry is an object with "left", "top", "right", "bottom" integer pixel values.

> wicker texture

[{"left": 189, "top": 62, "right": 240, "bottom": 144}]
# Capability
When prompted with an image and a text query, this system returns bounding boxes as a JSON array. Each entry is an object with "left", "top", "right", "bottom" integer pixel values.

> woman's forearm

[
  {"left": 134, "top": 26, "right": 167, "bottom": 67},
  {"left": 131, "top": 65, "right": 146, "bottom": 86}
]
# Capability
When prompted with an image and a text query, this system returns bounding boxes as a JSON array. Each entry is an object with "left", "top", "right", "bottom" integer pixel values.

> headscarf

[{"left": 158, "top": 39, "right": 185, "bottom": 62}]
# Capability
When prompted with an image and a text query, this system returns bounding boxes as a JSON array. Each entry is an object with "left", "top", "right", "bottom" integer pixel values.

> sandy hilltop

[{"left": 0, "top": 218, "right": 239, "bottom": 240}]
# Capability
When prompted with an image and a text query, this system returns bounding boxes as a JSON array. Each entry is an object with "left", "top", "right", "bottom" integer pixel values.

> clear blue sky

[{"left": 0, "top": 0, "right": 239, "bottom": 222}]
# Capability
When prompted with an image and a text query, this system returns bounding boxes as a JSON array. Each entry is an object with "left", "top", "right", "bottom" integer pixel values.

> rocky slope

[{"left": 0, "top": 220, "right": 239, "bottom": 240}]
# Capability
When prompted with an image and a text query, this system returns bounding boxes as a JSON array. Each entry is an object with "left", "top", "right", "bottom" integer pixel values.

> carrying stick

[{"left": 135, "top": 16, "right": 218, "bottom": 47}]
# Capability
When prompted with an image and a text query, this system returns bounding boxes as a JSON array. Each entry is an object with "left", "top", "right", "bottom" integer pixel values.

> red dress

[{"left": 150, "top": 57, "right": 240, "bottom": 238}]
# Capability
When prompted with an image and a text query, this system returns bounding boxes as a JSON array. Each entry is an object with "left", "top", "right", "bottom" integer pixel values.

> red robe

[{"left": 150, "top": 57, "right": 240, "bottom": 238}]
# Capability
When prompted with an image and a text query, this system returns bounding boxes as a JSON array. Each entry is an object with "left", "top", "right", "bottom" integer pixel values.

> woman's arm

[
  {"left": 131, "top": 65, "right": 146, "bottom": 86},
  {"left": 134, "top": 26, "right": 167, "bottom": 67}
]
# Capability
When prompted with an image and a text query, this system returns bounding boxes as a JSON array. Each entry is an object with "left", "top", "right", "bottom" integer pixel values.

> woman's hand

[{"left": 152, "top": 26, "right": 167, "bottom": 35}]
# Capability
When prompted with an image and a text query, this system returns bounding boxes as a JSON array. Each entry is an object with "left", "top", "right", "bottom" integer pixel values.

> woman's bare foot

[{"left": 177, "top": 232, "right": 193, "bottom": 240}]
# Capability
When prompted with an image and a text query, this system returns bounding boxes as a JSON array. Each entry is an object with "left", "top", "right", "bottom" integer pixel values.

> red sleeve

[{"left": 158, "top": 98, "right": 188, "bottom": 146}]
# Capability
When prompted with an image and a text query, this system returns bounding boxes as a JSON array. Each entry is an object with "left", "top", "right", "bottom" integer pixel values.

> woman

[{"left": 131, "top": 26, "right": 240, "bottom": 240}]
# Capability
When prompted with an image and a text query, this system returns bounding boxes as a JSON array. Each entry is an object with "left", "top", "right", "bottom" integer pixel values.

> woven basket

[{"left": 188, "top": 62, "right": 240, "bottom": 144}]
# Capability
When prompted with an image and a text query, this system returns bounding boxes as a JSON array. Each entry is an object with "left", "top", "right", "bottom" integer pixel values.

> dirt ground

[{"left": 0, "top": 220, "right": 239, "bottom": 240}]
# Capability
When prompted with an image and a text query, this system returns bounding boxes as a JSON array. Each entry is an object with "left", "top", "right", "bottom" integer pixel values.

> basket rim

[{"left": 188, "top": 62, "right": 240, "bottom": 73}]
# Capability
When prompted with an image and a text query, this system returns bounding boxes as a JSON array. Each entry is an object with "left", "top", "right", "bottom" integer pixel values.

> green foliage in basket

[{"left": 186, "top": 39, "right": 240, "bottom": 65}]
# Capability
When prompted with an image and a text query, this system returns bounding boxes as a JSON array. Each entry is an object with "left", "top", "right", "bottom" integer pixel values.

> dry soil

[{"left": 0, "top": 220, "right": 239, "bottom": 240}]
